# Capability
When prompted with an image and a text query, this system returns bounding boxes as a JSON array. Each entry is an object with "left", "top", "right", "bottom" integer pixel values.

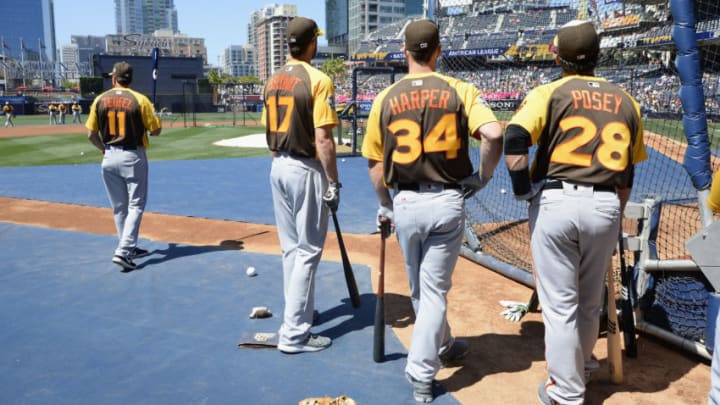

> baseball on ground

[{"left": 246, "top": 266, "right": 257, "bottom": 277}]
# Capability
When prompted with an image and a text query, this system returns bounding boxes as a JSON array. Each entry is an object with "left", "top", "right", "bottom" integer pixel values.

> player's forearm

[
  {"left": 368, "top": 160, "right": 392, "bottom": 207},
  {"left": 315, "top": 125, "right": 339, "bottom": 183},
  {"left": 87, "top": 131, "right": 105, "bottom": 153},
  {"left": 617, "top": 187, "right": 631, "bottom": 216},
  {"left": 478, "top": 121, "right": 503, "bottom": 180}
]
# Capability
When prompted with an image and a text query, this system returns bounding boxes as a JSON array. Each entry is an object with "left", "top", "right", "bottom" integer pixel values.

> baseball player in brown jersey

[
  {"left": 3, "top": 101, "right": 14, "bottom": 127},
  {"left": 86, "top": 61, "right": 162, "bottom": 270},
  {"left": 362, "top": 19, "right": 503, "bottom": 403},
  {"left": 262, "top": 17, "right": 340, "bottom": 354},
  {"left": 503, "top": 20, "right": 647, "bottom": 404}
]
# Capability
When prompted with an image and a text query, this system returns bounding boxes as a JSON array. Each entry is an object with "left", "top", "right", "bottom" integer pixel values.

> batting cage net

[{"left": 348, "top": 0, "right": 719, "bottom": 354}]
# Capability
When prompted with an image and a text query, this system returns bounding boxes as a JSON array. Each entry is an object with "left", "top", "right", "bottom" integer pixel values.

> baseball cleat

[
  {"left": 112, "top": 255, "right": 137, "bottom": 270},
  {"left": 129, "top": 247, "right": 150, "bottom": 259}
]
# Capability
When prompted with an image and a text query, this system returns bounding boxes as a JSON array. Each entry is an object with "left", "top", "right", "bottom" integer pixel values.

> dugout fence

[{"left": 347, "top": 0, "right": 720, "bottom": 359}]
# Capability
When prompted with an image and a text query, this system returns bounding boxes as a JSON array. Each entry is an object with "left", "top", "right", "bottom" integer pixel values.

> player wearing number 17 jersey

[
  {"left": 86, "top": 61, "right": 162, "bottom": 271},
  {"left": 362, "top": 19, "right": 503, "bottom": 403},
  {"left": 503, "top": 20, "right": 647, "bottom": 404},
  {"left": 262, "top": 17, "right": 340, "bottom": 354}
]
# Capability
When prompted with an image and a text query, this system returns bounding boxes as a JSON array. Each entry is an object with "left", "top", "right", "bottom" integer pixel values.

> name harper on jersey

[
  {"left": 266, "top": 74, "right": 302, "bottom": 93},
  {"left": 571, "top": 89, "right": 623, "bottom": 114},
  {"left": 388, "top": 89, "right": 450, "bottom": 115}
]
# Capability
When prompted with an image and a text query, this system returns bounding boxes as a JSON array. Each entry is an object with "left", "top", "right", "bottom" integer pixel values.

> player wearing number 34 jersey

[
  {"left": 504, "top": 20, "right": 647, "bottom": 405},
  {"left": 363, "top": 19, "right": 503, "bottom": 403}
]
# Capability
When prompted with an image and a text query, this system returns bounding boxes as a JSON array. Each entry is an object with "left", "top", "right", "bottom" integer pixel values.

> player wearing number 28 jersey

[{"left": 504, "top": 20, "right": 647, "bottom": 404}]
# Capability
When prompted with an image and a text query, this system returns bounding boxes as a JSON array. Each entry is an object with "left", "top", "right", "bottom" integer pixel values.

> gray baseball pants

[
  {"left": 102, "top": 147, "right": 148, "bottom": 259},
  {"left": 270, "top": 153, "right": 329, "bottom": 349},
  {"left": 529, "top": 182, "right": 620, "bottom": 404},
  {"left": 394, "top": 186, "right": 464, "bottom": 383}
]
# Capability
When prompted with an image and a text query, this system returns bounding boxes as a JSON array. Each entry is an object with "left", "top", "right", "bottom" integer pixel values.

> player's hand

[
  {"left": 460, "top": 172, "right": 491, "bottom": 199},
  {"left": 323, "top": 181, "right": 341, "bottom": 212},
  {"left": 377, "top": 203, "right": 394, "bottom": 237},
  {"left": 499, "top": 300, "right": 530, "bottom": 322},
  {"left": 514, "top": 181, "right": 543, "bottom": 202}
]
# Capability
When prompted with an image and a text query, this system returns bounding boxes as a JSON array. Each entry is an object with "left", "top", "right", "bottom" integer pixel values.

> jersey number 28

[{"left": 551, "top": 115, "right": 631, "bottom": 171}]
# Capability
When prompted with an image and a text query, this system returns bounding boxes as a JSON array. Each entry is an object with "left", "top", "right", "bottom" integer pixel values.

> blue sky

[{"left": 54, "top": 0, "right": 325, "bottom": 66}]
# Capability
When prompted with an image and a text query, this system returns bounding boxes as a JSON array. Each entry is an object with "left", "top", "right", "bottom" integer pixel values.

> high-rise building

[
  {"left": 326, "top": 0, "right": 349, "bottom": 50},
  {"left": 249, "top": 4, "right": 297, "bottom": 83},
  {"left": 69, "top": 35, "right": 107, "bottom": 77},
  {"left": 347, "top": 0, "right": 423, "bottom": 54},
  {"left": 115, "top": 0, "right": 179, "bottom": 35},
  {"left": 0, "top": 0, "right": 56, "bottom": 63},
  {"left": 221, "top": 45, "right": 257, "bottom": 77},
  {"left": 61, "top": 43, "right": 80, "bottom": 80}
]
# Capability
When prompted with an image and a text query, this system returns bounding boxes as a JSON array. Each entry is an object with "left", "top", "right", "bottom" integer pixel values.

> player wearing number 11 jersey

[
  {"left": 86, "top": 61, "right": 162, "bottom": 271},
  {"left": 503, "top": 20, "right": 647, "bottom": 404}
]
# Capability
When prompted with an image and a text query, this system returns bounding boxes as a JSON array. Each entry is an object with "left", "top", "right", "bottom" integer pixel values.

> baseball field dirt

[{"left": 0, "top": 123, "right": 712, "bottom": 404}]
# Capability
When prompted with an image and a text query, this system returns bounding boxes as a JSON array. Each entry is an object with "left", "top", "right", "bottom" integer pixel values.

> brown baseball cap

[
  {"left": 287, "top": 17, "right": 324, "bottom": 52},
  {"left": 554, "top": 20, "right": 599, "bottom": 66},
  {"left": 404, "top": 19, "right": 440, "bottom": 54},
  {"left": 110, "top": 61, "right": 133, "bottom": 84}
]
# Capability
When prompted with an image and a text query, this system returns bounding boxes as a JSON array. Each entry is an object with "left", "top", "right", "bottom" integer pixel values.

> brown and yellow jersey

[
  {"left": 262, "top": 60, "right": 338, "bottom": 158},
  {"left": 362, "top": 72, "right": 497, "bottom": 186},
  {"left": 86, "top": 87, "right": 161, "bottom": 147},
  {"left": 510, "top": 75, "right": 647, "bottom": 187}
]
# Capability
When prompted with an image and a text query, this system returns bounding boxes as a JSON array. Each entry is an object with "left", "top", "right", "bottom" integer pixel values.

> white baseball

[
  {"left": 341, "top": 158, "right": 346, "bottom": 162},
  {"left": 80, "top": 151, "right": 85, "bottom": 156},
  {"left": 246, "top": 266, "right": 257, "bottom": 277},
  {"left": 500, "top": 188, "right": 507, "bottom": 194}
]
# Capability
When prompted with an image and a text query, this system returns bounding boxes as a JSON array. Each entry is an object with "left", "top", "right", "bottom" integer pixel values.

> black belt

[
  {"left": 543, "top": 180, "right": 615, "bottom": 192},
  {"left": 397, "top": 182, "right": 462, "bottom": 191},
  {"left": 105, "top": 145, "right": 138, "bottom": 150}
]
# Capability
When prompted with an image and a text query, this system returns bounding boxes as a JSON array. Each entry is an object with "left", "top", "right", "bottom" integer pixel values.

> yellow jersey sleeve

[
  {"left": 310, "top": 70, "right": 339, "bottom": 129},
  {"left": 85, "top": 98, "right": 100, "bottom": 132},
  {"left": 508, "top": 86, "right": 551, "bottom": 145},
  {"left": 452, "top": 78, "right": 497, "bottom": 134},
  {"left": 708, "top": 170, "right": 720, "bottom": 213},
  {"left": 361, "top": 90, "right": 389, "bottom": 162},
  {"left": 628, "top": 95, "right": 648, "bottom": 164}
]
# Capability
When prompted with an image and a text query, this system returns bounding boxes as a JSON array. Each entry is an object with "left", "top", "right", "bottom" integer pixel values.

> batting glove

[
  {"left": 499, "top": 300, "right": 530, "bottom": 322},
  {"left": 323, "top": 181, "right": 341, "bottom": 212},
  {"left": 377, "top": 203, "right": 394, "bottom": 237},
  {"left": 460, "top": 172, "right": 491, "bottom": 199}
]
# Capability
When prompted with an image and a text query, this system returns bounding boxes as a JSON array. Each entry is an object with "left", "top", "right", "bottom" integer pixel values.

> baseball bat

[
  {"left": 606, "top": 263, "right": 623, "bottom": 384},
  {"left": 374, "top": 220, "right": 390, "bottom": 362},
  {"left": 331, "top": 211, "right": 361, "bottom": 308},
  {"left": 618, "top": 230, "right": 638, "bottom": 358},
  {"left": 151, "top": 47, "right": 159, "bottom": 109}
]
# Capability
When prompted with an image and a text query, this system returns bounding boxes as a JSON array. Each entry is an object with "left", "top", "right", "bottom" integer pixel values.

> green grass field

[
  {"left": 0, "top": 111, "right": 716, "bottom": 167},
  {"left": 0, "top": 122, "right": 268, "bottom": 167}
]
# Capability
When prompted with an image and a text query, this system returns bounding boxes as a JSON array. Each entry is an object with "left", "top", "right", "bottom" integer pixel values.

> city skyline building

[
  {"left": 250, "top": 4, "right": 297, "bottom": 82},
  {"left": 115, "top": 0, "right": 179, "bottom": 35},
  {"left": 221, "top": 45, "right": 257, "bottom": 77},
  {"left": 348, "top": 0, "right": 423, "bottom": 54}
]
